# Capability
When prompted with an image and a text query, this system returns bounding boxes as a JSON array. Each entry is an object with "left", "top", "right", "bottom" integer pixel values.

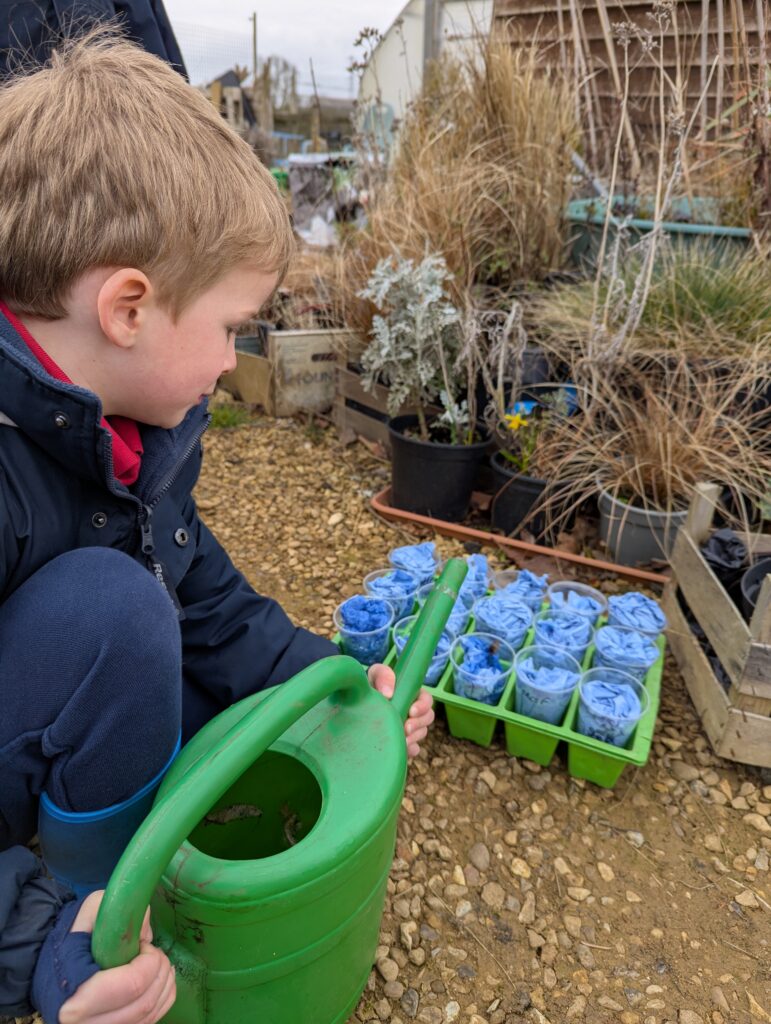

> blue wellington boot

[{"left": 38, "top": 735, "right": 181, "bottom": 897}]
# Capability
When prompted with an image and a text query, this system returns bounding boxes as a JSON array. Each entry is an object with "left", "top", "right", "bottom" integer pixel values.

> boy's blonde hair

[{"left": 0, "top": 29, "right": 295, "bottom": 319}]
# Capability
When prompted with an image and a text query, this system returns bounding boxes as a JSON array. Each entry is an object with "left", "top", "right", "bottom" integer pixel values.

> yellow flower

[{"left": 504, "top": 412, "right": 529, "bottom": 431}]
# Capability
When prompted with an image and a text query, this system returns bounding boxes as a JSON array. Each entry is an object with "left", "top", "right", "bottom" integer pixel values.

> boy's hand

[
  {"left": 368, "top": 664, "right": 435, "bottom": 758},
  {"left": 59, "top": 892, "right": 175, "bottom": 1024}
]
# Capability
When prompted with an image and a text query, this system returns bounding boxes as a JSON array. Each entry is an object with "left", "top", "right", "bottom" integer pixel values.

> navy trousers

[{"left": 0, "top": 547, "right": 191, "bottom": 849}]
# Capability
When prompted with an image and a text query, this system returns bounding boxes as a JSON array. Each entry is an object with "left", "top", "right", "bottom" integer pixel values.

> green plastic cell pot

[{"left": 90, "top": 560, "right": 468, "bottom": 1024}]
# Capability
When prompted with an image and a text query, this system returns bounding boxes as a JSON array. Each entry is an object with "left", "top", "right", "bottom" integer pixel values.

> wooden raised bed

[
  {"left": 333, "top": 365, "right": 440, "bottom": 449},
  {"left": 664, "top": 483, "right": 771, "bottom": 768}
]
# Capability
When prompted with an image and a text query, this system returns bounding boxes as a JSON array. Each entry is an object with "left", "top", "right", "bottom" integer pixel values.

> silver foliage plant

[{"left": 358, "top": 254, "right": 465, "bottom": 442}]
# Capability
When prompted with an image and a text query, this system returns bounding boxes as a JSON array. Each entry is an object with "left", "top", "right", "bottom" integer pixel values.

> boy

[{"left": 0, "top": 31, "right": 434, "bottom": 1024}]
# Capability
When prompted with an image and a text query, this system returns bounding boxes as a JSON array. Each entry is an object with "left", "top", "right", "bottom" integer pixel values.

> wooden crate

[
  {"left": 333, "top": 365, "right": 441, "bottom": 449},
  {"left": 664, "top": 482, "right": 771, "bottom": 768},
  {"left": 224, "top": 328, "right": 355, "bottom": 417}
]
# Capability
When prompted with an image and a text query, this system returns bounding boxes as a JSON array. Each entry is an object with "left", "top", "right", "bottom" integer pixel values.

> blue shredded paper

[
  {"left": 550, "top": 589, "right": 603, "bottom": 619},
  {"left": 388, "top": 542, "right": 438, "bottom": 584},
  {"left": 365, "top": 569, "right": 418, "bottom": 620},
  {"left": 453, "top": 634, "right": 511, "bottom": 705},
  {"left": 498, "top": 569, "right": 549, "bottom": 610},
  {"left": 593, "top": 625, "right": 659, "bottom": 679},
  {"left": 337, "top": 595, "right": 392, "bottom": 666},
  {"left": 458, "top": 554, "right": 490, "bottom": 608},
  {"left": 515, "top": 656, "right": 580, "bottom": 725},
  {"left": 578, "top": 678, "right": 643, "bottom": 747},
  {"left": 607, "top": 592, "right": 666, "bottom": 636},
  {"left": 473, "top": 594, "right": 532, "bottom": 648},
  {"left": 534, "top": 611, "right": 592, "bottom": 656}
]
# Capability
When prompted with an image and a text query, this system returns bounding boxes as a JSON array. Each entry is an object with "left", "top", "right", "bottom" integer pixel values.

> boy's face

[{"left": 123, "top": 264, "right": 277, "bottom": 428}]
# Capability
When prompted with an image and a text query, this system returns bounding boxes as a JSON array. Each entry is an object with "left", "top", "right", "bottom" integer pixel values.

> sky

[{"left": 163, "top": 0, "right": 407, "bottom": 96}]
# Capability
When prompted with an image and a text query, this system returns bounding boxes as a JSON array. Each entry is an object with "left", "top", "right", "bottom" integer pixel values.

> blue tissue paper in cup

[
  {"left": 417, "top": 582, "right": 471, "bottom": 635},
  {"left": 577, "top": 668, "right": 649, "bottom": 747},
  {"left": 457, "top": 553, "right": 490, "bottom": 608},
  {"left": 450, "top": 632, "right": 514, "bottom": 705},
  {"left": 593, "top": 624, "right": 660, "bottom": 680},
  {"left": 388, "top": 541, "right": 439, "bottom": 584},
  {"left": 514, "top": 644, "right": 582, "bottom": 724},
  {"left": 472, "top": 593, "right": 532, "bottom": 649},
  {"left": 393, "top": 615, "right": 455, "bottom": 687},
  {"left": 363, "top": 568, "right": 419, "bottom": 621},
  {"left": 534, "top": 609, "right": 594, "bottom": 660},
  {"left": 492, "top": 568, "right": 549, "bottom": 610},
  {"left": 333, "top": 595, "right": 394, "bottom": 667},
  {"left": 547, "top": 581, "right": 607, "bottom": 624},
  {"left": 607, "top": 592, "right": 667, "bottom": 638}
]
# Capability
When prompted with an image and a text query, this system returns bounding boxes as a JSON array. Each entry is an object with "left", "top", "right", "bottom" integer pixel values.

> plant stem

[{"left": 417, "top": 406, "right": 429, "bottom": 442}]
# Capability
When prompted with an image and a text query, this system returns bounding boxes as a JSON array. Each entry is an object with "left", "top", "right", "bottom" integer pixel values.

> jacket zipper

[{"left": 132, "top": 416, "right": 211, "bottom": 616}]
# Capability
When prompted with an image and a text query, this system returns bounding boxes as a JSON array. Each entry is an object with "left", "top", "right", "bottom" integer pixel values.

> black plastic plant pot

[
  {"left": 388, "top": 415, "right": 491, "bottom": 522},
  {"left": 489, "top": 451, "right": 548, "bottom": 538},
  {"left": 740, "top": 558, "right": 771, "bottom": 621}
]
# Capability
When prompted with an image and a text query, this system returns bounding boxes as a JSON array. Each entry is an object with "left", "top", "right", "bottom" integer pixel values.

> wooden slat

[
  {"left": 727, "top": 685, "right": 771, "bottom": 716},
  {"left": 670, "top": 529, "right": 751, "bottom": 685},
  {"left": 685, "top": 482, "right": 720, "bottom": 545},
  {"left": 735, "top": 640, "right": 771, "bottom": 698},
  {"left": 335, "top": 402, "right": 391, "bottom": 448},
  {"left": 662, "top": 584, "right": 731, "bottom": 748},
  {"left": 750, "top": 574, "right": 771, "bottom": 643},
  {"left": 718, "top": 706, "right": 771, "bottom": 767}
]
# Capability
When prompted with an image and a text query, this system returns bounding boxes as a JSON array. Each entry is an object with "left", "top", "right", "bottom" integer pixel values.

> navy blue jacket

[
  {"left": 0, "top": 0, "right": 187, "bottom": 80},
  {"left": 0, "top": 310, "right": 337, "bottom": 1016}
]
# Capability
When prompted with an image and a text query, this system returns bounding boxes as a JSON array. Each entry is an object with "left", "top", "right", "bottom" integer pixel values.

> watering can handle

[{"left": 91, "top": 557, "right": 467, "bottom": 969}]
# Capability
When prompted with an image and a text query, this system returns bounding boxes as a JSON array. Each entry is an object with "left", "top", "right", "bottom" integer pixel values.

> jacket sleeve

[
  {"left": 177, "top": 496, "right": 338, "bottom": 707},
  {"left": 0, "top": 846, "right": 73, "bottom": 1019}
]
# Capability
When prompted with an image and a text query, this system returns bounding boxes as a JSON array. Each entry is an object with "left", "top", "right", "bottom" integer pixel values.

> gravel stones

[
  {"left": 671, "top": 761, "right": 701, "bottom": 783},
  {"left": 377, "top": 957, "right": 399, "bottom": 983},
  {"left": 743, "top": 813, "right": 771, "bottom": 835},
  {"left": 481, "top": 882, "right": 505, "bottom": 910},
  {"left": 469, "top": 842, "right": 490, "bottom": 871}
]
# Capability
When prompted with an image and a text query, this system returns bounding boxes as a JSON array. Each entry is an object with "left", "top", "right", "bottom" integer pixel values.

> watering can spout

[{"left": 391, "top": 557, "right": 468, "bottom": 722}]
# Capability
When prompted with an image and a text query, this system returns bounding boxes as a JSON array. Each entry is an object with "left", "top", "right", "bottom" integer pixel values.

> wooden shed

[{"left": 493, "top": 0, "right": 768, "bottom": 172}]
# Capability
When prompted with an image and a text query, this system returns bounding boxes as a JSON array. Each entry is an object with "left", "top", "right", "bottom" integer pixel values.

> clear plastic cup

[
  {"left": 607, "top": 592, "right": 667, "bottom": 639},
  {"left": 491, "top": 568, "right": 548, "bottom": 611},
  {"left": 417, "top": 583, "right": 471, "bottom": 635},
  {"left": 457, "top": 554, "right": 491, "bottom": 608},
  {"left": 577, "top": 668, "right": 650, "bottom": 747},
  {"left": 333, "top": 595, "right": 394, "bottom": 667},
  {"left": 592, "top": 624, "right": 660, "bottom": 681},
  {"left": 388, "top": 544, "right": 439, "bottom": 585},
  {"left": 393, "top": 615, "right": 456, "bottom": 687},
  {"left": 513, "top": 644, "right": 582, "bottom": 724},
  {"left": 363, "top": 568, "right": 419, "bottom": 621},
  {"left": 450, "top": 632, "right": 514, "bottom": 706},
  {"left": 534, "top": 609, "right": 594, "bottom": 661},
  {"left": 547, "top": 581, "right": 608, "bottom": 624},
  {"left": 472, "top": 594, "right": 532, "bottom": 650}
]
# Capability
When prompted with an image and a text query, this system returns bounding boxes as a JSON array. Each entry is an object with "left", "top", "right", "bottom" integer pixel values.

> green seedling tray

[
  {"left": 339, "top": 593, "right": 664, "bottom": 788},
  {"left": 427, "top": 615, "right": 665, "bottom": 789}
]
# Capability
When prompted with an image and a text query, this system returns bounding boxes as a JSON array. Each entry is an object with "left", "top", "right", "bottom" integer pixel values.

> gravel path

[{"left": 196, "top": 413, "right": 770, "bottom": 1024}]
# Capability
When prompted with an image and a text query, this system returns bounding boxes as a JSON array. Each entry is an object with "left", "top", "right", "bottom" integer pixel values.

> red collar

[{"left": 0, "top": 302, "right": 143, "bottom": 486}]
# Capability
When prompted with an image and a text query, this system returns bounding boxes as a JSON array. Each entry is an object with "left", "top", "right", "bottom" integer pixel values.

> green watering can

[{"left": 91, "top": 558, "right": 468, "bottom": 1024}]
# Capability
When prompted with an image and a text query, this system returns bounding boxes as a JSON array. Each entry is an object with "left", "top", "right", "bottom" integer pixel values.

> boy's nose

[{"left": 222, "top": 347, "right": 238, "bottom": 375}]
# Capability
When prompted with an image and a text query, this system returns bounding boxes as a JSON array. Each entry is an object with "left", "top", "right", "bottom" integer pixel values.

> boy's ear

[{"left": 96, "top": 268, "right": 154, "bottom": 349}]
